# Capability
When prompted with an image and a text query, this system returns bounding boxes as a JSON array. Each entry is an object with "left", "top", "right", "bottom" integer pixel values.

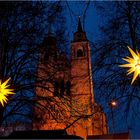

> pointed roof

[
  {"left": 72, "top": 16, "right": 88, "bottom": 42},
  {"left": 77, "top": 16, "right": 83, "bottom": 32},
  {"left": 42, "top": 24, "right": 56, "bottom": 47}
]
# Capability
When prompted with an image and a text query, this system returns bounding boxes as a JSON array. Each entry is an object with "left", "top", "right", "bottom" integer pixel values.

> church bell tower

[
  {"left": 33, "top": 18, "right": 108, "bottom": 139},
  {"left": 69, "top": 17, "right": 95, "bottom": 138}
]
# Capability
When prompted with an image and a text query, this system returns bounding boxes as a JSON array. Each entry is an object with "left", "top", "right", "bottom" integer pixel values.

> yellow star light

[
  {"left": 0, "top": 78, "right": 15, "bottom": 107},
  {"left": 119, "top": 46, "right": 140, "bottom": 84}
]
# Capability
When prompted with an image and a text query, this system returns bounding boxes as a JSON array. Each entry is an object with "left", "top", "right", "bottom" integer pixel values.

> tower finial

[{"left": 77, "top": 16, "right": 83, "bottom": 32}]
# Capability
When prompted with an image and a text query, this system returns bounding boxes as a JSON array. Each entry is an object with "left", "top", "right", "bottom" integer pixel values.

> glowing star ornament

[
  {"left": 119, "top": 46, "right": 140, "bottom": 84},
  {"left": 0, "top": 78, "right": 15, "bottom": 107}
]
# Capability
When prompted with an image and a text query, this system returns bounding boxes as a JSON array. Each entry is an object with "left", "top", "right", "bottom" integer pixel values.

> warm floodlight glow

[
  {"left": 109, "top": 100, "right": 117, "bottom": 108},
  {"left": 119, "top": 46, "right": 140, "bottom": 84},
  {"left": 0, "top": 78, "right": 15, "bottom": 107},
  {"left": 111, "top": 101, "right": 117, "bottom": 107}
]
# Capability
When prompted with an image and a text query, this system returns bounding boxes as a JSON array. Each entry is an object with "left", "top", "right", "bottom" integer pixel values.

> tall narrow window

[
  {"left": 66, "top": 81, "right": 71, "bottom": 96},
  {"left": 54, "top": 81, "right": 59, "bottom": 96},
  {"left": 54, "top": 52, "right": 57, "bottom": 61},
  {"left": 77, "top": 49, "right": 83, "bottom": 57},
  {"left": 44, "top": 52, "right": 49, "bottom": 61},
  {"left": 60, "top": 80, "right": 65, "bottom": 97}
]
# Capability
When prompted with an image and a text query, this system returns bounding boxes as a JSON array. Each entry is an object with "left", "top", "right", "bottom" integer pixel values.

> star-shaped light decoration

[
  {"left": 0, "top": 78, "right": 15, "bottom": 107},
  {"left": 119, "top": 46, "right": 140, "bottom": 84}
]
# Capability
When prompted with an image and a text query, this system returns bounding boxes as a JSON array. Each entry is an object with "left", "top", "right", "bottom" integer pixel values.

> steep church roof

[
  {"left": 42, "top": 24, "right": 56, "bottom": 47},
  {"left": 72, "top": 17, "right": 88, "bottom": 42}
]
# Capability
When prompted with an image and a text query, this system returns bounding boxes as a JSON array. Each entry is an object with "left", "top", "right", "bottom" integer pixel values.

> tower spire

[
  {"left": 77, "top": 16, "right": 83, "bottom": 32},
  {"left": 73, "top": 16, "right": 87, "bottom": 42}
]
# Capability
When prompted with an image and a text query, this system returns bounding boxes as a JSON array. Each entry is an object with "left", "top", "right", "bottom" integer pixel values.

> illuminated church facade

[{"left": 33, "top": 18, "right": 108, "bottom": 139}]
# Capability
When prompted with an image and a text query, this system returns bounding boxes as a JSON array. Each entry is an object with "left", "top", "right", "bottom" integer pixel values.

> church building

[{"left": 33, "top": 18, "right": 108, "bottom": 139}]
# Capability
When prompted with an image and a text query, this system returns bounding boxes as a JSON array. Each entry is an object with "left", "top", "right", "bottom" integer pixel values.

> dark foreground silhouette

[
  {"left": 2, "top": 130, "right": 83, "bottom": 139},
  {"left": 0, "top": 129, "right": 129, "bottom": 139}
]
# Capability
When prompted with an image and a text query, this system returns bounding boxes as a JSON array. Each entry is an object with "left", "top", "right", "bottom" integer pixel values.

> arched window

[
  {"left": 60, "top": 80, "right": 65, "bottom": 96},
  {"left": 66, "top": 81, "right": 71, "bottom": 96},
  {"left": 44, "top": 51, "right": 49, "bottom": 61},
  {"left": 77, "top": 49, "right": 83, "bottom": 57},
  {"left": 54, "top": 52, "right": 57, "bottom": 61},
  {"left": 54, "top": 81, "right": 59, "bottom": 96}
]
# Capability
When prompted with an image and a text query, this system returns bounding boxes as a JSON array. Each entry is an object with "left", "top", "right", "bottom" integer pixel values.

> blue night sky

[
  {"left": 1, "top": 1, "right": 139, "bottom": 139},
  {"left": 65, "top": 1, "right": 140, "bottom": 139},
  {"left": 65, "top": 1, "right": 101, "bottom": 42}
]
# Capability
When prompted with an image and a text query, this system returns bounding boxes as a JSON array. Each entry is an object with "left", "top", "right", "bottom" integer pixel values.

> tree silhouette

[
  {"left": 0, "top": 1, "right": 68, "bottom": 132},
  {"left": 93, "top": 1, "right": 140, "bottom": 134},
  {"left": 0, "top": 1, "right": 108, "bottom": 137}
]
